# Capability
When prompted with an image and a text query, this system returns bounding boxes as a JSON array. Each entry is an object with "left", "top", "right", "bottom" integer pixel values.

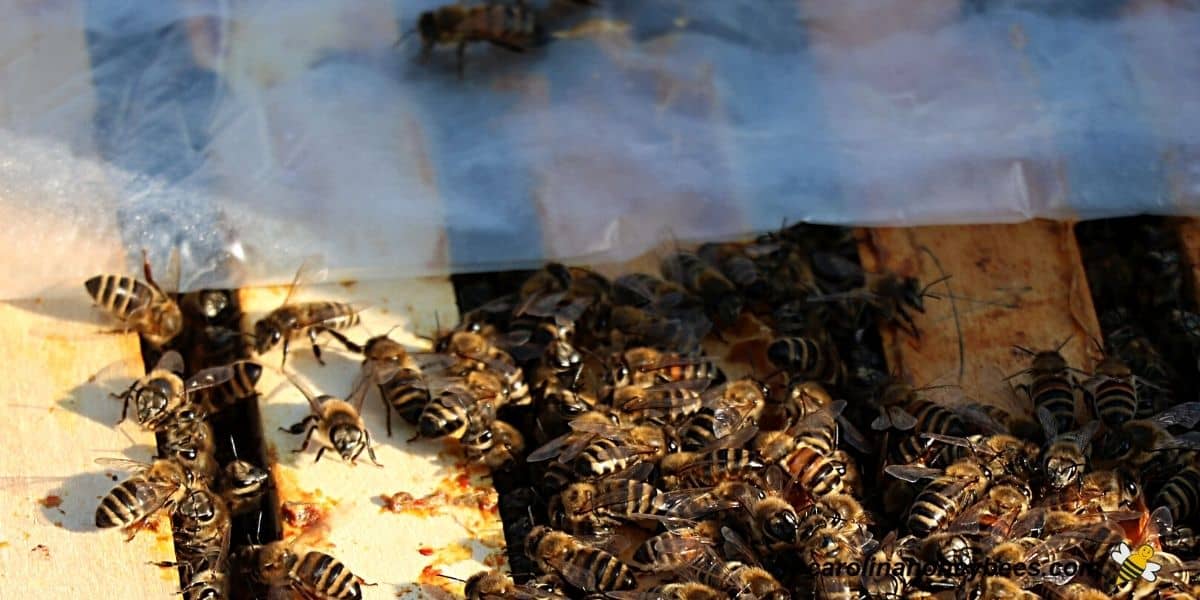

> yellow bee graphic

[{"left": 1110, "top": 541, "right": 1162, "bottom": 590}]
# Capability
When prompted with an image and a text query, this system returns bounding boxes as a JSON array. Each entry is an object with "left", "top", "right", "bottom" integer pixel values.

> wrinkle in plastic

[{"left": 0, "top": 0, "right": 1198, "bottom": 300}]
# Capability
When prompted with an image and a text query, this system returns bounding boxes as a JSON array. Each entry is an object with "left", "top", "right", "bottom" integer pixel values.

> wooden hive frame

[{"left": 3, "top": 216, "right": 1199, "bottom": 598}]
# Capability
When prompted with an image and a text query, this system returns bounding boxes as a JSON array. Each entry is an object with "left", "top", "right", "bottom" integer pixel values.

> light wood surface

[
  {"left": 241, "top": 277, "right": 503, "bottom": 600},
  {"left": 0, "top": 298, "right": 177, "bottom": 597},
  {"left": 857, "top": 220, "right": 1101, "bottom": 416}
]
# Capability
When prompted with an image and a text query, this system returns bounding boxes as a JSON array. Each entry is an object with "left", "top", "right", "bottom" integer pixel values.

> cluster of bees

[
  {"left": 80, "top": 220, "right": 1200, "bottom": 600},
  {"left": 406, "top": 0, "right": 598, "bottom": 78}
]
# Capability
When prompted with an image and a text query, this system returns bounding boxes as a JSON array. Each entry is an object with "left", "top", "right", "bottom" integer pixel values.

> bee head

[
  {"left": 417, "top": 11, "right": 439, "bottom": 44},
  {"left": 135, "top": 378, "right": 176, "bottom": 427},
  {"left": 763, "top": 508, "right": 800, "bottom": 544},
  {"left": 329, "top": 424, "right": 365, "bottom": 460},
  {"left": 253, "top": 319, "right": 283, "bottom": 355},
  {"left": 1042, "top": 454, "right": 1080, "bottom": 490},
  {"left": 149, "top": 302, "right": 184, "bottom": 345}
]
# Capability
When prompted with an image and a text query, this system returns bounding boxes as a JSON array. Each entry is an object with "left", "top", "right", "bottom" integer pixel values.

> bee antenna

[
  {"left": 1012, "top": 345, "right": 1036, "bottom": 357},
  {"left": 436, "top": 573, "right": 467, "bottom": 583},
  {"left": 1054, "top": 334, "right": 1074, "bottom": 353},
  {"left": 919, "top": 245, "right": 963, "bottom": 381},
  {"left": 394, "top": 26, "right": 418, "bottom": 48}
]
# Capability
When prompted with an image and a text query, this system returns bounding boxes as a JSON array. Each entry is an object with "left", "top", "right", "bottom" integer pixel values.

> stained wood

[
  {"left": 1174, "top": 219, "right": 1200, "bottom": 305},
  {"left": 0, "top": 298, "right": 177, "bottom": 597},
  {"left": 242, "top": 277, "right": 503, "bottom": 600},
  {"left": 857, "top": 220, "right": 1101, "bottom": 417}
]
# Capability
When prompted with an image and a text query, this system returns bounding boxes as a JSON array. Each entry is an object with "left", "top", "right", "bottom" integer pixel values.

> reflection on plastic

[{"left": 0, "top": 0, "right": 1197, "bottom": 300}]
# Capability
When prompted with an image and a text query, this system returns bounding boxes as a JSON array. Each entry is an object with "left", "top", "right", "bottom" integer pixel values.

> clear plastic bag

[{"left": 2, "top": 0, "right": 1197, "bottom": 300}]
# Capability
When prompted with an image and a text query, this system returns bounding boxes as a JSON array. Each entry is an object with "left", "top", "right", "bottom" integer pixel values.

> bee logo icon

[{"left": 1110, "top": 541, "right": 1161, "bottom": 590}]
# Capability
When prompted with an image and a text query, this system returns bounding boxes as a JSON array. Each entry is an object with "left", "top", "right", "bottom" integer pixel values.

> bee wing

[
  {"left": 525, "top": 432, "right": 576, "bottom": 463},
  {"left": 1036, "top": 405, "right": 1059, "bottom": 440},
  {"left": 646, "top": 379, "right": 712, "bottom": 393},
  {"left": 886, "top": 406, "right": 918, "bottom": 431},
  {"left": 94, "top": 457, "right": 153, "bottom": 474},
  {"left": 1110, "top": 542, "right": 1132, "bottom": 563},
  {"left": 883, "top": 465, "right": 942, "bottom": 483},
  {"left": 607, "top": 461, "right": 655, "bottom": 482},
  {"left": 514, "top": 290, "right": 566, "bottom": 318},
  {"left": 707, "top": 407, "right": 748, "bottom": 440},
  {"left": 280, "top": 256, "right": 327, "bottom": 307},
  {"left": 719, "top": 526, "right": 761, "bottom": 566},
  {"left": 185, "top": 366, "right": 235, "bottom": 394},
  {"left": 954, "top": 403, "right": 1008, "bottom": 434},
  {"left": 919, "top": 432, "right": 975, "bottom": 450},
  {"left": 1152, "top": 401, "right": 1200, "bottom": 428},
  {"left": 364, "top": 360, "right": 407, "bottom": 387},
  {"left": 156, "top": 350, "right": 185, "bottom": 375},
  {"left": 346, "top": 371, "right": 372, "bottom": 413},
  {"left": 835, "top": 414, "right": 871, "bottom": 453},
  {"left": 1142, "top": 562, "right": 1162, "bottom": 581},
  {"left": 1155, "top": 431, "right": 1200, "bottom": 451},
  {"left": 870, "top": 413, "right": 891, "bottom": 431},
  {"left": 1029, "top": 559, "right": 1081, "bottom": 586},
  {"left": 702, "top": 423, "right": 759, "bottom": 452},
  {"left": 621, "top": 391, "right": 701, "bottom": 413}
]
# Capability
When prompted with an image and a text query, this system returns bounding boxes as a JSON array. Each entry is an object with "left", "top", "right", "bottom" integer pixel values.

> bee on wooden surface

[
  {"left": 252, "top": 261, "right": 362, "bottom": 367},
  {"left": 113, "top": 350, "right": 232, "bottom": 431},
  {"left": 85, "top": 250, "right": 183, "bottom": 346},
  {"left": 1084, "top": 351, "right": 1143, "bottom": 428},
  {"left": 1009, "top": 341, "right": 1082, "bottom": 436},
  {"left": 461, "top": 569, "right": 570, "bottom": 600},
  {"left": 1038, "top": 407, "right": 1100, "bottom": 492},
  {"left": 524, "top": 526, "right": 637, "bottom": 593},
  {"left": 162, "top": 417, "right": 219, "bottom": 483},
  {"left": 807, "top": 270, "right": 942, "bottom": 339},
  {"left": 660, "top": 251, "right": 744, "bottom": 327},
  {"left": 219, "top": 459, "right": 271, "bottom": 516},
  {"left": 461, "top": 418, "right": 526, "bottom": 469},
  {"left": 173, "top": 488, "right": 232, "bottom": 557},
  {"left": 236, "top": 541, "right": 367, "bottom": 600},
  {"left": 278, "top": 372, "right": 380, "bottom": 466},
  {"left": 765, "top": 336, "right": 845, "bottom": 387},
  {"left": 94, "top": 458, "right": 192, "bottom": 538},
  {"left": 414, "top": 2, "right": 547, "bottom": 78},
  {"left": 324, "top": 329, "right": 430, "bottom": 436}
]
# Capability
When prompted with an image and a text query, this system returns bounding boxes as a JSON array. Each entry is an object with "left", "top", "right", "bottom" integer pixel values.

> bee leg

[
  {"left": 314, "top": 446, "right": 326, "bottom": 463},
  {"left": 308, "top": 328, "right": 326, "bottom": 366},
  {"left": 382, "top": 397, "right": 394, "bottom": 438},
  {"left": 281, "top": 415, "right": 319, "bottom": 435},
  {"left": 280, "top": 337, "right": 291, "bottom": 369},
  {"left": 895, "top": 307, "right": 921, "bottom": 339},
  {"left": 112, "top": 381, "right": 137, "bottom": 424},
  {"left": 364, "top": 431, "right": 383, "bottom": 467}
]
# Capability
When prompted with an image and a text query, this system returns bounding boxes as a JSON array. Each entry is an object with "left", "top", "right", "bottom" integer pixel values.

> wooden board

[
  {"left": 857, "top": 220, "right": 1101, "bottom": 417},
  {"left": 0, "top": 298, "right": 177, "bottom": 597},
  {"left": 241, "top": 277, "right": 504, "bottom": 600},
  {"left": 1174, "top": 218, "right": 1200, "bottom": 305}
]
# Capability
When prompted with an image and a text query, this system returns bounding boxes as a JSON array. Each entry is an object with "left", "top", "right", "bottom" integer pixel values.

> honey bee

[
  {"left": 1095, "top": 402, "right": 1200, "bottom": 469},
  {"left": 1052, "top": 469, "right": 1144, "bottom": 513},
  {"left": 688, "top": 528, "right": 791, "bottom": 600},
  {"left": 861, "top": 531, "right": 917, "bottom": 600},
  {"left": 85, "top": 250, "right": 183, "bottom": 346},
  {"left": 438, "top": 330, "right": 529, "bottom": 406},
  {"left": 533, "top": 365, "right": 599, "bottom": 429},
  {"left": 237, "top": 541, "right": 367, "bottom": 600},
  {"left": 416, "top": 384, "right": 496, "bottom": 441},
  {"left": 807, "top": 270, "right": 937, "bottom": 339},
  {"left": 697, "top": 241, "right": 776, "bottom": 301},
  {"left": 604, "top": 582, "right": 727, "bottom": 600},
  {"left": 551, "top": 471, "right": 678, "bottom": 535},
  {"left": 162, "top": 417, "right": 219, "bottom": 482},
  {"left": 1038, "top": 408, "right": 1100, "bottom": 491},
  {"left": 659, "top": 426, "right": 763, "bottom": 488},
  {"left": 1083, "top": 351, "right": 1142, "bottom": 427},
  {"left": 756, "top": 400, "right": 850, "bottom": 499},
  {"left": 324, "top": 330, "right": 431, "bottom": 437},
  {"left": 414, "top": 2, "right": 546, "bottom": 78},
  {"left": 219, "top": 459, "right": 271, "bottom": 516},
  {"left": 252, "top": 261, "right": 362, "bottom": 367},
  {"left": 614, "top": 380, "right": 707, "bottom": 424},
  {"left": 173, "top": 488, "right": 232, "bottom": 556},
  {"left": 739, "top": 466, "right": 803, "bottom": 552},
  {"left": 515, "top": 263, "right": 608, "bottom": 323},
  {"left": 608, "top": 347, "right": 722, "bottom": 391},
  {"left": 886, "top": 456, "right": 993, "bottom": 537},
  {"left": 524, "top": 526, "right": 637, "bottom": 593},
  {"left": 94, "top": 458, "right": 192, "bottom": 539},
  {"left": 461, "top": 418, "right": 526, "bottom": 469},
  {"left": 461, "top": 569, "right": 570, "bottom": 599},
  {"left": 766, "top": 336, "right": 845, "bottom": 386},
  {"left": 114, "top": 351, "right": 232, "bottom": 431},
  {"left": 1154, "top": 459, "right": 1200, "bottom": 524},
  {"left": 660, "top": 251, "right": 744, "bottom": 326},
  {"left": 630, "top": 520, "right": 722, "bottom": 573},
  {"left": 201, "top": 359, "right": 264, "bottom": 412},
  {"left": 569, "top": 420, "right": 676, "bottom": 478},
  {"left": 679, "top": 378, "right": 767, "bottom": 451},
  {"left": 278, "top": 372, "right": 380, "bottom": 466},
  {"left": 1010, "top": 341, "right": 1081, "bottom": 436}
]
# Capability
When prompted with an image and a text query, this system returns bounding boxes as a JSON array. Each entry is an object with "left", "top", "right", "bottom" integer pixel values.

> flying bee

[
  {"left": 85, "top": 250, "right": 183, "bottom": 346},
  {"left": 765, "top": 336, "right": 845, "bottom": 387},
  {"left": 1009, "top": 341, "right": 1082, "bottom": 436},
  {"left": 278, "top": 372, "right": 380, "bottom": 466},
  {"left": 460, "top": 569, "right": 570, "bottom": 600},
  {"left": 608, "top": 347, "right": 722, "bottom": 391},
  {"left": 1038, "top": 407, "right": 1101, "bottom": 492},
  {"left": 219, "top": 459, "right": 271, "bottom": 516},
  {"left": 413, "top": 2, "right": 546, "bottom": 78},
  {"left": 113, "top": 351, "right": 232, "bottom": 431},
  {"left": 679, "top": 378, "right": 767, "bottom": 451},
  {"left": 323, "top": 329, "right": 431, "bottom": 436},
  {"left": 1095, "top": 402, "right": 1200, "bottom": 469},
  {"left": 886, "top": 456, "right": 993, "bottom": 537},
  {"left": 524, "top": 526, "right": 637, "bottom": 593},
  {"left": 94, "top": 458, "right": 192, "bottom": 539},
  {"left": 252, "top": 261, "right": 362, "bottom": 367},
  {"left": 416, "top": 383, "right": 496, "bottom": 442},
  {"left": 660, "top": 251, "right": 744, "bottom": 327},
  {"left": 236, "top": 541, "right": 367, "bottom": 600},
  {"left": 461, "top": 418, "right": 526, "bottom": 470}
]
